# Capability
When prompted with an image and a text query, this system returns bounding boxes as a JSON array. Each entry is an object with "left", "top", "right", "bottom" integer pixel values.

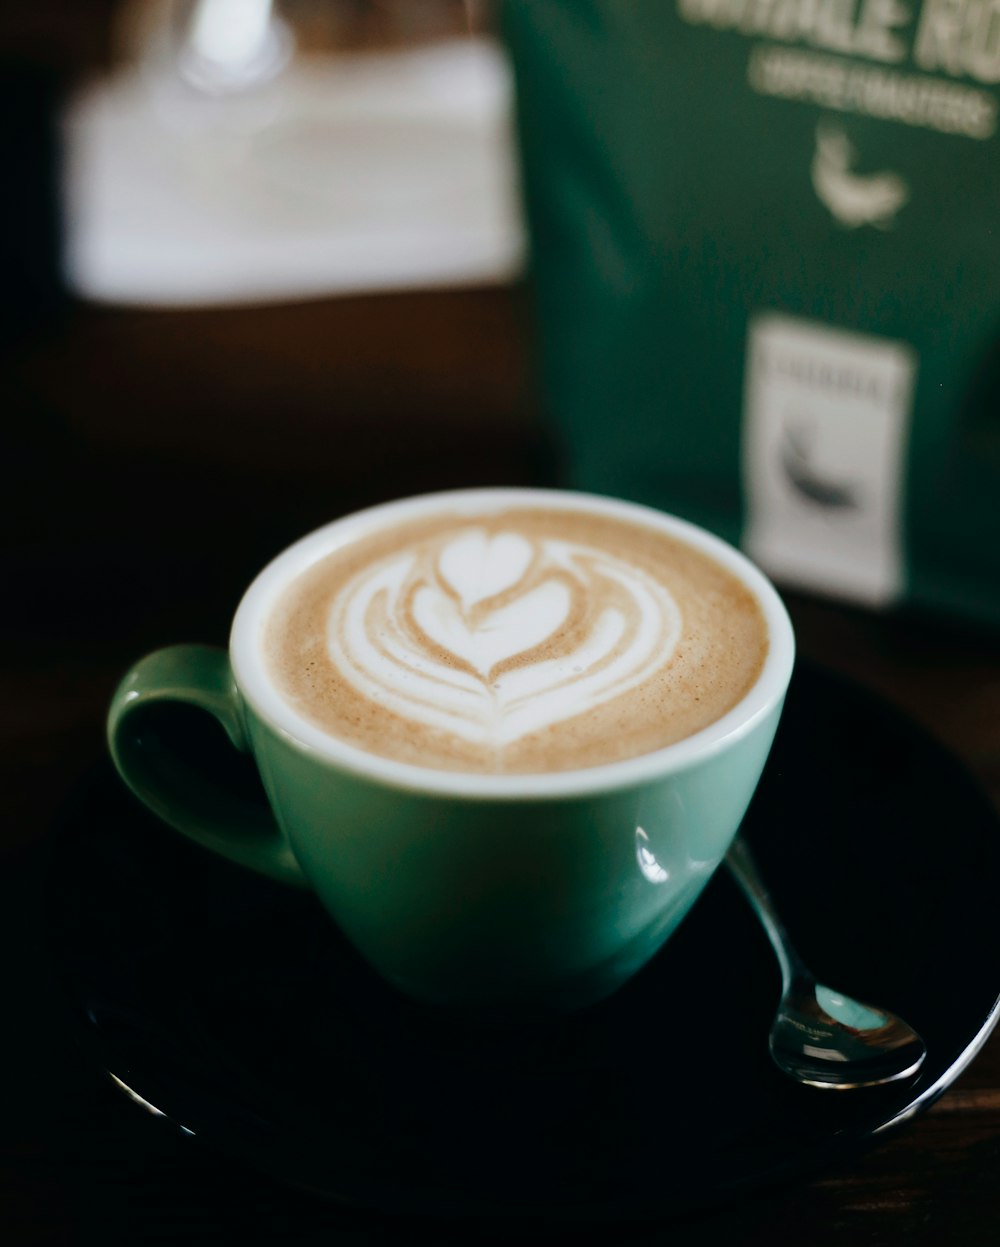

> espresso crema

[{"left": 264, "top": 506, "right": 768, "bottom": 774}]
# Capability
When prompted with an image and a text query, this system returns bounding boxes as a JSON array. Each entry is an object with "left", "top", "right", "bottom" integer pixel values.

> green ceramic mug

[{"left": 107, "top": 489, "right": 794, "bottom": 1012}]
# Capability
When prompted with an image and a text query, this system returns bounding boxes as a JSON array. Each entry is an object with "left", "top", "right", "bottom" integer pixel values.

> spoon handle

[{"left": 725, "top": 835, "right": 806, "bottom": 992}]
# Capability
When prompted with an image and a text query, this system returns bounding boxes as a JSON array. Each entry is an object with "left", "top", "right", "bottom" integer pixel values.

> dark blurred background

[{"left": 1, "top": 0, "right": 552, "bottom": 840}]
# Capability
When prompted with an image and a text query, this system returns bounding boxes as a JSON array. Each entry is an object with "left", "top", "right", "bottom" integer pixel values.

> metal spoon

[{"left": 726, "top": 835, "right": 927, "bottom": 1089}]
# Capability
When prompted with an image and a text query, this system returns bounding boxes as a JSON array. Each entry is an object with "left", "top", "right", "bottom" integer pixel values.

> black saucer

[{"left": 38, "top": 663, "right": 1000, "bottom": 1220}]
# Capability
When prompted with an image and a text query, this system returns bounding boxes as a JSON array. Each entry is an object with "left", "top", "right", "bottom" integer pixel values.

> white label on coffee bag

[{"left": 742, "top": 314, "right": 916, "bottom": 606}]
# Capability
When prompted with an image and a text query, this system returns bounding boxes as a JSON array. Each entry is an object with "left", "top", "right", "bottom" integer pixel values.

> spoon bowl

[
  {"left": 769, "top": 978, "right": 927, "bottom": 1090},
  {"left": 726, "top": 836, "right": 927, "bottom": 1090}
]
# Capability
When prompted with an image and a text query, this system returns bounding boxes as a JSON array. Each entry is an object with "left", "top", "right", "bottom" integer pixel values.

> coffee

[{"left": 264, "top": 504, "right": 768, "bottom": 774}]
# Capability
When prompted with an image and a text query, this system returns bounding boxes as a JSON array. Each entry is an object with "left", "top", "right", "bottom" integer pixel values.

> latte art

[
  {"left": 265, "top": 505, "right": 769, "bottom": 774},
  {"left": 330, "top": 529, "right": 683, "bottom": 754}
]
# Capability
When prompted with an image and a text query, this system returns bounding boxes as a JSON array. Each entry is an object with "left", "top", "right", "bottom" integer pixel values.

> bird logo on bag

[{"left": 811, "top": 122, "right": 908, "bottom": 230}]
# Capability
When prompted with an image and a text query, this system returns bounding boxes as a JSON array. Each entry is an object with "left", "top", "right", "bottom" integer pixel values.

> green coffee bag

[{"left": 505, "top": 0, "right": 1000, "bottom": 624}]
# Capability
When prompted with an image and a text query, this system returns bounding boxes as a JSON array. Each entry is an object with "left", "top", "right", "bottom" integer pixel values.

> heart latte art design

[{"left": 326, "top": 528, "right": 683, "bottom": 751}]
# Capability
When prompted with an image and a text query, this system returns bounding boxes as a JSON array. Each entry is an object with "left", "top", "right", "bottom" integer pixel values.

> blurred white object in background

[
  {"left": 177, "top": 0, "right": 294, "bottom": 93},
  {"left": 62, "top": 0, "right": 525, "bottom": 306}
]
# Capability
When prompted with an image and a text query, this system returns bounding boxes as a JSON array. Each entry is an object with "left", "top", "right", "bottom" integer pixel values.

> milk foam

[
  {"left": 328, "top": 529, "right": 683, "bottom": 750},
  {"left": 265, "top": 505, "right": 769, "bottom": 774}
]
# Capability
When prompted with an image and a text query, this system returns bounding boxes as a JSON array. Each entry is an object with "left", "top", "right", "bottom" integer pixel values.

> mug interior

[{"left": 231, "top": 488, "right": 795, "bottom": 799}]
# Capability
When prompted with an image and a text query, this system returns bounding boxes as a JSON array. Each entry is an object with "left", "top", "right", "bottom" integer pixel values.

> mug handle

[{"left": 107, "top": 644, "right": 307, "bottom": 888}]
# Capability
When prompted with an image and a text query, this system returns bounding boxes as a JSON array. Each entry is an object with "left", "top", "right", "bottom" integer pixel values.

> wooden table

[{"left": 2, "top": 285, "right": 999, "bottom": 1245}]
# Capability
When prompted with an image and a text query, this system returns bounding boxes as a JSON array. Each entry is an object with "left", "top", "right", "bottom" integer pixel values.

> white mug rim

[{"left": 230, "top": 488, "right": 795, "bottom": 800}]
